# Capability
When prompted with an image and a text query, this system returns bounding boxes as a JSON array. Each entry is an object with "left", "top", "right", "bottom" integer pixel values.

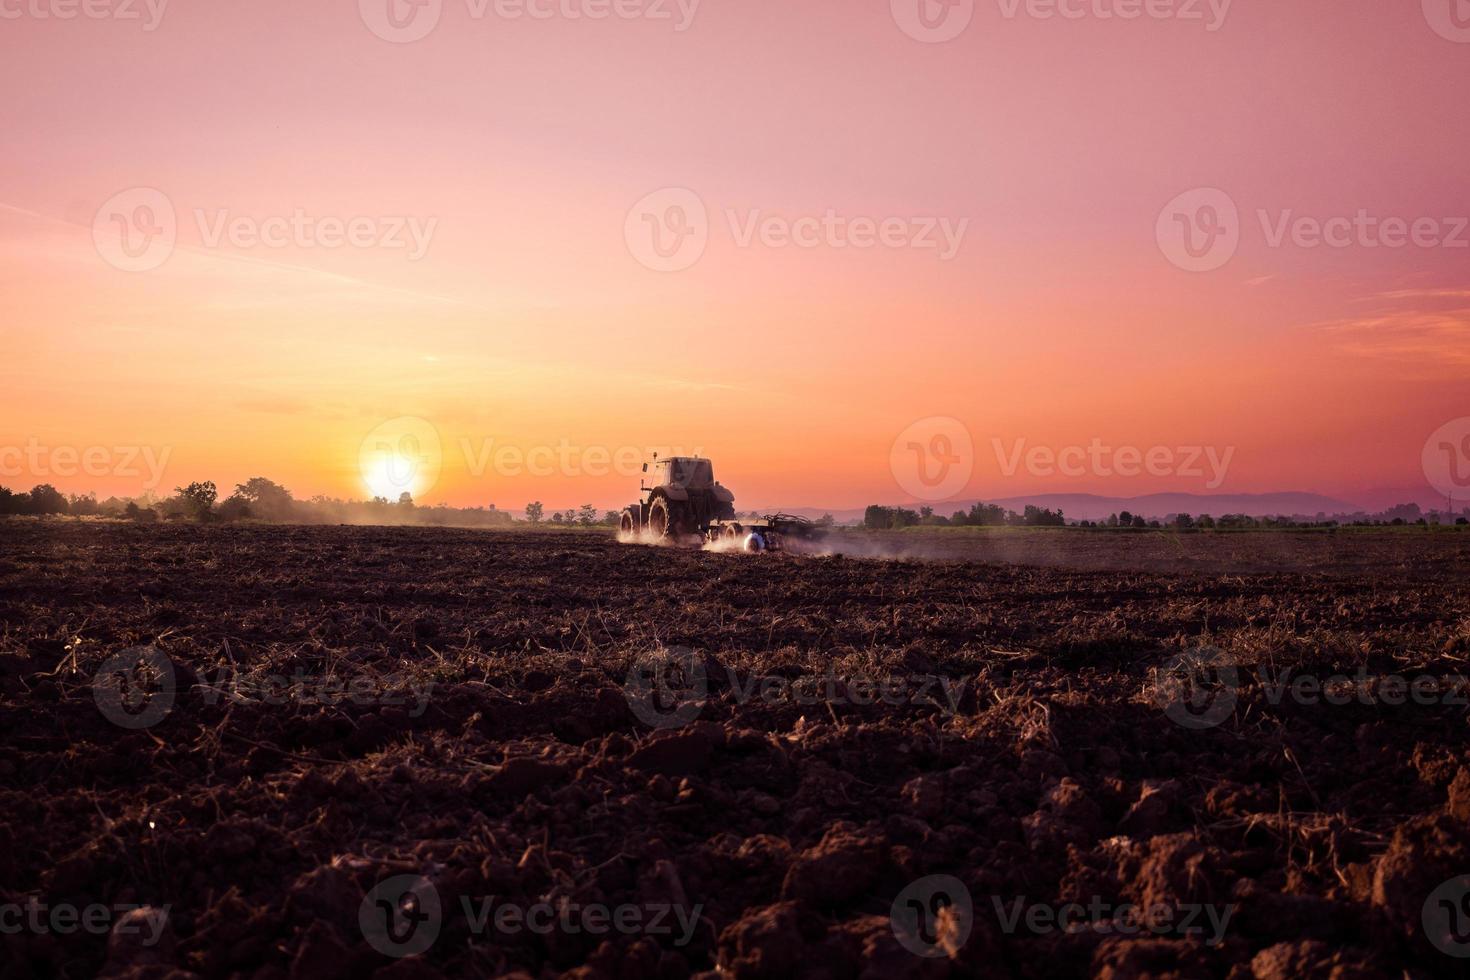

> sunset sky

[{"left": 2, "top": 0, "right": 1468, "bottom": 511}]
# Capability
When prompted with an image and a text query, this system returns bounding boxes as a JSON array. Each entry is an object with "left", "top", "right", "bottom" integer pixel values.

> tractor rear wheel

[
  {"left": 647, "top": 496, "right": 687, "bottom": 540},
  {"left": 619, "top": 509, "right": 638, "bottom": 536}
]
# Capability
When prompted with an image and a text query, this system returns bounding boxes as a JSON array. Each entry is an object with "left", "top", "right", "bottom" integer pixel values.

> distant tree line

[
  {"left": 864, "top": 502, "right": 1065, "bottom": 530},
  {"left": 859, "top": 499, "right": 1469, "bottom": 531},
  {"left": 521, "top": 501, "right": 621, "bottom": 527},
  {"left": 0, "top": 478, "right": 521, "bottom": 528}
]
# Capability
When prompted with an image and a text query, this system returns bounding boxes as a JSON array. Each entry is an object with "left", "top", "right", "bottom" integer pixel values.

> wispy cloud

[
  {"left": 1372, "top": 288, "right": 1470, "bottom": 301},
  {"left": 1315, "top": 300, "right": 1470, "bottom": 367}
]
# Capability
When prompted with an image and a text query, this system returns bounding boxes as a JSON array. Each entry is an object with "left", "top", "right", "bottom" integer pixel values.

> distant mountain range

[{"left": 759, "top": 490, "right": 1461, "bottom": 524}]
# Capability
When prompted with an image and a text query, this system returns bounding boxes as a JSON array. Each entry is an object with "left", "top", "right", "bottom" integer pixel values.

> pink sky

[{"left": 1, "top": 0, "right": 1467, "bottom": 511}]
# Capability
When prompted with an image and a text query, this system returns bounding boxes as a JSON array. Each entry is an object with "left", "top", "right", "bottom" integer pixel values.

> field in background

[{"left": 2, "top": 522, "right": 1469, "bottom": 977}]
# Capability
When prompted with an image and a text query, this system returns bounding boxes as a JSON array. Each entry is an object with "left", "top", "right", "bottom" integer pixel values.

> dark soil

[{"left": 1, "top": 521, "right": 1468, "bottom": 978}]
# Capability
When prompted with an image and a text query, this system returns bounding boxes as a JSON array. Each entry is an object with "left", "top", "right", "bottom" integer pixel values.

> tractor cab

[{"left": 644, "top": 456, "right": 717, "bottom": 491}]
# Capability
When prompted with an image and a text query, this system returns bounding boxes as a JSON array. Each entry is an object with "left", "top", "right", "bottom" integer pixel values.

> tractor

[{"left": 619, "top": 455, "right": 824, "bottom": 552}]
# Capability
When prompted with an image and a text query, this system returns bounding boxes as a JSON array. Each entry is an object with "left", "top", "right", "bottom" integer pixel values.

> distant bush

[{"left": 864, "top": 505, "right": 921, "bottom": 530}]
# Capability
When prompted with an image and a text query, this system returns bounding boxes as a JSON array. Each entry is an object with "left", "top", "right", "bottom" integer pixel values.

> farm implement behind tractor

[{"left": 619, "top": 454, "right": 824, "bottom": 552}]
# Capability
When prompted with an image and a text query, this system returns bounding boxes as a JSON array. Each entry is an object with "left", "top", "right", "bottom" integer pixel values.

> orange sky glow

[{"left": 2, "top": 0, "right": 1468, "bottom": 511}]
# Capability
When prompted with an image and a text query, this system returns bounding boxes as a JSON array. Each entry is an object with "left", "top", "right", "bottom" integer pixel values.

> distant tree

[
  {"left": 967, "top": 502, "right": 1010, "bottom": 526},
  {"left": 949, "top": 510, "right": 968, "bottom": 526},
  {"left": 550, "top": 511, "right": 564, "bottom": 524},
  {"left": 864, "top": 505, "right": 920, "bottom": 530},
  {"left": 525, "top": 501, "right": 544, "bottom": 524},
  {"left": 398, "top": 492, "right": 414, "bottom": 508},
  {"left": 28, "top": 484, "right": 68, "bottom": 515},
  {"left": 603, "top": 510, "right": 620, "bottom": 526},
  {"left": 1021, "top": 504, "right": 1064, "bottom": 527},
  {"left": 577, "top": 504, "right": 598, "bottom": 526},
  {"left": 1118, "top": 510, "right": 1133, "bottom": 526},
  {"left": 1197, "top": 514, "right": 1216, "bottom": 529},
  {"left": 920, "top": 506, "right": 933, "bottom": 520},
  {"left": 1174, "top": 513, "right": 1195, "bottom": 529},
  {"left": 1131, "top": 515, "right": 1148, "bottom": 529},
  {"left": 68, "top": 493, "right": 100, "bottom": 516},
  {"left": 124, "top": 501, "right": 158, "bottom": 523},
  {"left": 816, "top": 513, "right": 835, "bottom": 527},
  {"left": 216, "top": 497, "right": 253, "bottom": 522},
  {"left": 233, "top": 477, "right": 294, "bottom": 520},
  {"left": 1458, "top": 517, "right": 1468, "bottom": 526},
  {"left": 174, "top": 481, "right": 217, "bottom": 520}
]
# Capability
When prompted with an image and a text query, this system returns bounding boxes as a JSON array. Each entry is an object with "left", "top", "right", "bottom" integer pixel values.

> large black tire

[
  {"left": 647, "top": 495, "right": 688, "bottom": 540},
  {"left": 619, "top": 509, "right": 638, "bottom": 535}
]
